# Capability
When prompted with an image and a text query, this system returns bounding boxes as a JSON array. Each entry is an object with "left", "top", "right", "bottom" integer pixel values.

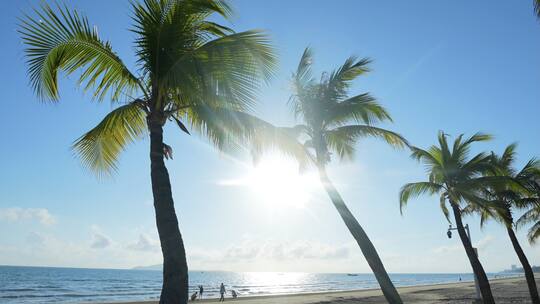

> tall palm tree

[
  {"left": 465, "top": 144, "right": 540, "bottom": 303},
  {"left": 399, "top": 131, "right": 499, "bottom": 303},
  {"left": 270, "top": 48, "right": 408, "bottom": 303},
  {"left": 19, "top": 1, "right": 275, "bottom": 303},
  {"left": 535, "top": 0, "right": 540, "bottom": 18}
]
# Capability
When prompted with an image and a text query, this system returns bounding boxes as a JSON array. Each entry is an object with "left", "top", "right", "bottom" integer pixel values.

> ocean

[{"left": 0, "top": 266, "right": 520, "bottom": 303}]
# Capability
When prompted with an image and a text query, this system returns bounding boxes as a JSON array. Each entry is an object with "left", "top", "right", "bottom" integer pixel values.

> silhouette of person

[
  {"left": 199, "top": 285, "right": 204, "bottom": 299},
  {"left": 219, "top": 283, "right": 226, "bottom": 302}
]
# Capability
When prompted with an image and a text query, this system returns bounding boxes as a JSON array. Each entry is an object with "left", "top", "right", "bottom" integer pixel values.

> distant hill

[{"left": 132, "top": 264, "right": 162, "bottom": 271}]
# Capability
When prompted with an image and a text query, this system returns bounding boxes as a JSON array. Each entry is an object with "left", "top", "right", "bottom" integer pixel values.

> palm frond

[
  {"left": 457, "top": 190, "right": 506, "bottom": 222},
  {"left": 437, "top": 131, "right": 453, "bottom": 166},
  {"left": 324, "top": 128, "right": 356, "bottom": 161},
  {"left": 500, "top": 143, "right": 518, "bottom": 171},
  {"left": 527, "top": 221, "right": 540, "bottom": 244},
  {"left": 454, "top": 132, "right": 493, "bottom": 162},
  {"left": 294, "top": 47, "right": 314, "bottom": 89},
  {"left": 289, "top": 47, "right": 315, "bottom": 119},
  {"left": 440, "top": 191, "right": 451, "bottom": 223},
  {"left": 325, "top": 56, "right": 371, "bottom": 101},
  {"left": 517, "top": 204, "right": 540, "bottom": 227},
  {"left": 324, "top": 93, "right": 392, "bottom": 126},
  {"left": 131, "top": 0, "right": 233, "bottom": 77},
  {"left": 19, "top": 2, "right": 141, "bottom": 101},
  {"left": 180, "top": 105, "right": 312, "bottom": 167},
  {"left": 458, "top": 176, "right": 521, "bottom": 193},
  {"left": 72, "top": 102, "right": 147, "bottom": 176},
  {"left": 325, "top": 125, "right": 408, "bottom": 161},
  {"left": 399, "top": 182, "right": 443, "bottom": 214},
  {"left": 410, "top": 146, "right": 442, "bottom": 167},
  {"left": 163, "top": 30, "right": 276, "bottom": 112},
  {"left": 516, "top": 158, "right": 540, "bottom": 190}
]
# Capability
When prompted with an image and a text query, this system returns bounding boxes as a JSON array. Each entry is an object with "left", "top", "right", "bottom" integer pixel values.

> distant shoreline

[
  {"left": 0, "top": 264, "right": 526, "bottom": 275},
  {"left": 102, "top": 276, "right": 531, "bottom": 304}
]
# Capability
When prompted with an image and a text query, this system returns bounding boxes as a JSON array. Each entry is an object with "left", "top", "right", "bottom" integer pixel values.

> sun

[{"left": 242, "top": 156, "right": 318, "bottom": 210}]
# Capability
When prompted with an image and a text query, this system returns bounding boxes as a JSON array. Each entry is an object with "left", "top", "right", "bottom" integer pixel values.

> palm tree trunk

[
  {"left": 450, "top": 203, "right": 494, "bottom": 304},
  {"left": 507, "top": 226, "right": 540, "bottom": 303},
  {"left": 149, "top": 118, "right": 189, "bottom": 304},
  {"left": 317, "top": 165, "right": 403, "bottom": 304}
]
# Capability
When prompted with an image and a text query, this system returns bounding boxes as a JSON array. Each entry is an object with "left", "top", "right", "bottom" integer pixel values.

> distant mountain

[{"left": 132, "top": 264, "right": 162, "bottom": 271}]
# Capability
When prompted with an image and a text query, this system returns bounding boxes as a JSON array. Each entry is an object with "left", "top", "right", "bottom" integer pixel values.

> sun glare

[{"left": 241, "top": 157, "right": 318, "bottom": 210}]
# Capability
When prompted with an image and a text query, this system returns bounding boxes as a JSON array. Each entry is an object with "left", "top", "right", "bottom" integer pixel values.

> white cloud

[
  {"left": 476, "top": 235, "right": 494, "bottom": 250},
  {"left": 0, "top": 208, "right": 55, "bottom": 225},
  {"left": 1, "top": 229, "right": 163, "bottom": 269},
  {"left": 190, "top": 238, "right": 351, "bottom": 263},
  {"left": 91, "top": 232, "right": 112, "bottom": 249},
  {"left": 183, "top": 238, "right": 360, "bottom": 272},
  {"left": 127, "top": 233, "right": 160, "bottom": 252}
]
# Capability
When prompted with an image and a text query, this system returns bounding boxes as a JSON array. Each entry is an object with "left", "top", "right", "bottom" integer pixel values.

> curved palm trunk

[
  {"left": 507, "top": 226, "right": 540, "bottom": 303},
  {"left": 450, "top": 204, "right": 494, "bottom": 304},
  {"left": 317, "top": 166, "right": 403, "bottom": 304},
  {"left": 149, "top": 119, "right": 189, "bottom": 304}
]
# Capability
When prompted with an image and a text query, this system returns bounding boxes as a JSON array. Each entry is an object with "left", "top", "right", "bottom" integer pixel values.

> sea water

[{"left": 0, "top": 266, "right": 520, "bottom": 303}]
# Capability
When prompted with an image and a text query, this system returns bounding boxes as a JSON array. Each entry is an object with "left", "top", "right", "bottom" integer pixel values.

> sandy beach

[{"left": 107, "top": 276, "right": 535, "bottom": 304}]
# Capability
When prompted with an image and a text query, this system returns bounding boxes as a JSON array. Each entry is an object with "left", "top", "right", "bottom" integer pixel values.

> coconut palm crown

[
  {"left": 20, "top": 1, "right": 276, "bottom": 174},
  {"left": 284, "top": 48, "right": 408, "bottom": 166}
]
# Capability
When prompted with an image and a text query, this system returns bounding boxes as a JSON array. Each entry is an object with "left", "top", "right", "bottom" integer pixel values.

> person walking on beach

[
  {"left": 219, "top": 283, "right": 226, "bottom": 302},
  {"left": 199, "top": 285, "right": 204, "bottom": 299}
]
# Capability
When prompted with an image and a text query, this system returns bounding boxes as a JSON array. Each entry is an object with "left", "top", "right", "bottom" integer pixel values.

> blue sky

[{"left": 1, "top": 0, "right": 540, "bottom": 273}]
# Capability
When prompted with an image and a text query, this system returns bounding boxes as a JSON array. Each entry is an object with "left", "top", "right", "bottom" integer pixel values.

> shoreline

[{"left": 103, "top": 276, "right": 530, "bottom": 304}]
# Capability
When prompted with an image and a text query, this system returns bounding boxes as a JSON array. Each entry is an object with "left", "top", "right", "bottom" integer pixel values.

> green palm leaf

[
  {"left": 19, "top": 2, "right": 142, "bottom": 101},
  {"left": 163, "top": 30, "right": 276, "bottom": 112},
  {"left": 324, "top": 93, "right": 392, "bottom": 127},
  {"left": 72, "top": 102, "right": 147, "bottom": 176},
  {"left": 326, "top": 125, "right": 408, "bottom": 160},
  {"left": 399, "top": 182, "right": 444, "bottom": 214},
  {"left": 289, "top": 47, "right": 315, "bottom": 119},
  {"left": 180, "top": 105, "right": 312, "bottom": 167},
  {"left": 325, "top": 56, "right": 371, "bottom": 101}
]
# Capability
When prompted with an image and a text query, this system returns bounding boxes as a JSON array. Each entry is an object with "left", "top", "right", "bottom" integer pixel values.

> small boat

[{"left": 347, "top": 273, "right": 358, "bottom": 276}]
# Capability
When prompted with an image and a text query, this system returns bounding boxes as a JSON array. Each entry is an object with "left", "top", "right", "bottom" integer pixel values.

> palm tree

[
  {"left": 466, "top": 144, "right": 540, "bottom": 303},
  {"left": 535, "top": 0, "right": 540, "bottom": 18},
  {"left": 271, "top": 48, "right": 408, "bottom": 303},
  {"left": 399, "top": 131, "right": 499, "bottom": 303},
  {"left": 19, "top": 1, "right": 275, "bottom": 303}
]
